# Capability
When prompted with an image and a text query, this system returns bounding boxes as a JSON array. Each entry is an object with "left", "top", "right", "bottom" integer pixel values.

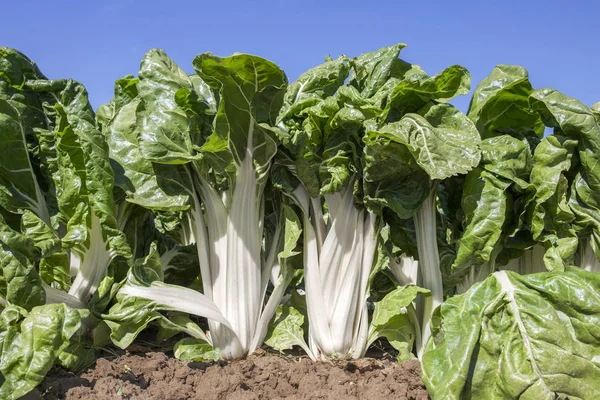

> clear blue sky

[{"left": 3, "top": 0, "right": 598, "bottom": 113}]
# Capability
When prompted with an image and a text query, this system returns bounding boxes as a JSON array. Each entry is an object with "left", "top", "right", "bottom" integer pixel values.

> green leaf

[
  {"left": 264, "top": 304, "right": 308, "bottom": 353},
  {"left": 278, "top": 56, "right": 349, "bottom": 121},
  {"left": 450, "top": 135, "right": 532, "bottom": 285},
  {"left": 348, "top": 43, "right": 406, "bottom": 98},
  {"left": 530, "top": 89, "right": 600, "bottom": 262},
  {"left": 0, "top": 246, "right": 44, "bottom": 310},
  {"left": 363, "top": 131, "right": 429, "bottom": 217},
  {"left": 384, "top": 64, "right": 471, "bottom": 122},
  {"left": 525, "top": 136, "right": 578, "bottom": 270},
  {"left": 423, "top": 269, "right": 600, "bottom": 399},
  {"left": 137, "top": 49, "right": 207, "bottom": 164},
  {"left": 468, "top": 65, "right": 544, "bottom": 139},
  {"left": 103, "top": 96, "right": 190, "bottom": 210},
  {"left": 0, "top": 99, "right": 49, "bottom": 223},
  {"left": 373, "top": 103, "right": 481, "bottom": 181},
  {"left": 157, "top": 314, "right": 208, "bottom": 343},
  {"left": 367, "top": 285, "right": 429, "bottom": 361},
  {"left": 174, "top": 337, "right": 220, "bottom": 362},
  {"left": 193, "top": 52, "right": 287, "bottom": 176},
  {"left": 451, "top": 167, "right": 511, "bottom": 275},
  {"left": 0, "top": 303, "right": 89, "bottom": 400}
]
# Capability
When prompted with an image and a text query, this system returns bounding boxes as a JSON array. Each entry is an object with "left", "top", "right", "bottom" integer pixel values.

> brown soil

[{"left": 31, "top": 350, "right": 427, "bottom": 400}]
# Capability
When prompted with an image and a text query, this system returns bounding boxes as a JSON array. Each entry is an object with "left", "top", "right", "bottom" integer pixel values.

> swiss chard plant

[{"left": 2, "top": 43, "right": 600, "bottom": 400}]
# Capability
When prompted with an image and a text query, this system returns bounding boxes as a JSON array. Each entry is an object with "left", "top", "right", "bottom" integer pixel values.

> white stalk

[
  {"left": 44, "top": 284, "right": 87, "bottom": 309},
  {"left": 68, "top": 213, "right": 113, "bottom": 303},
  {"left": 389, "top": 255, "right": 419, "bottom": 286},
  {"left": 413, "top": 187, "right": 443, "bottom": 359},
  {"left": 303, "top": 181, "right": 379, "bottom": 360},
  {"left": 120, "top": 282, "right": 236, "bottom": 333}
]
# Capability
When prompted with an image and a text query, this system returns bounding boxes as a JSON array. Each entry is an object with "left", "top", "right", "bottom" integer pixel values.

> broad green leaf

[
  {"left": 348, "top": 43, "right": 406, "bottom": 98},
  {"left": 367, "top": 285, "right": 429, "bottom": 361},
  {"left": 384, "top": 64, "right": 471, "bottom": 122},
  {"left": 363, "top": 132, "right": 429, "bottom": 218},
  {"left": 423, "top": 269, "right": 600, "bottom": 399},
  {"left": 451, "top": 167, "right": 511, "bottom": 277},
  {"left": 96, "top": 74, "right": 140, "bottom": 128},
  {"left": 451, "top": 136, "right": 532, "bottom": 283},
  {"left": 174, "top": 337, "right": 220, "bottom": 362},
  {"left": 525, "top": 136, "right": 578, "bottom": 270},
  {"left": 157, "top": 314, "right": 209, "bottom": 343},
  {"left": 468, "top": 65, "right": 544, "bottom": 139},
  {"left": 137, "top": 49, "right": 206, "bottom": 164},
  {"left": 320, "top": 106, "right": 364, "bottom": 193},
  {"left": 0, "top": 99, "right": 49, "bottom": 223},
  {"left": 264, "top": 304, "right": 308, "bottom": 353},
  {"left": 591, "top": 101, "right": 600, "bottom": 120},
  {"left": 530, "top": 89, "right": 600, "bottom": 262},
  {"left": 374, "top": 103, "right": 481, "bottom": 181},
  {"left": 103, "top": 97, "right": 190, "bottom": 210},
  {"left": 39, "top": 251, "right": 70, "bottom": 290},
  {"left": 193, "top": 52, "right": 287, "bottom": 176},
  {"left": 278, "top": 56, "right": 349, "bottom": 121},
  {"left": 530, "top": 89, "right": 600, "bottom": 199},
  {"left": 0, "top": 213, "right": 38, "bottom": 260},
  {"left": 0, "top": 246, "right": 44, "bottom": 310},
  {"left": 21, "top": 210, "right": 60, "bottom": 257},
  {"left": 103, "top": 294, "right": 163, "bottom": 349},
  {"left": 279, "top": 204, "right": 302, "bottom": 260},
  {"left": 0, "top": 303, "right": 89, "bottom": 400}
]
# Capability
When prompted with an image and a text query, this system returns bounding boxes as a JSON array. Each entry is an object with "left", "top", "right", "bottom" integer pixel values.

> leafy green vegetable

[
  {"left": 423, "top": 269, "right": 600, "bottom": 399},
  {"left": 0, "top": 304, "right": 89, "bottom": 399}
]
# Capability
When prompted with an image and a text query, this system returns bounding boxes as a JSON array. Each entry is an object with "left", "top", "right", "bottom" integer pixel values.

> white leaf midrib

[{"left": 495, "top": 270, "right": 550, "bottom": 394}]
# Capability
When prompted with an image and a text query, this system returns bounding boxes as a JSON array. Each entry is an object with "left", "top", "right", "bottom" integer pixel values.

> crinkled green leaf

[
  {"left": 21, "top": 209, "right": 60, "bottom": 257},
  {"left": 174, "top": 337, "right": 220, "bottom": 362},
  {"left": 367, "top": 285, "right": 429, "bottom": 361},
  {"left": 384, "top": 64, "right": 470, "bottom": 122},
  {"left": 468, "top": 65, "right": 544, "bottom": 139},
  {"left": 348, "top": 43, "right": 406, "bottom": 98},
  {"left": 451, "top": 136, "right": 532, "bottom": 282},
  {"left": 0, "top": 303, "right": 89, "bottom": 400},
  {"left": 320, "top": 106, "right": 364, "bottom": 193},
  {"left": 193, "top": 52, "right": 287, "bottom": 176},
  {"left": 137, "top": 49, "right": 207, "bottom": 164},
  {"left": 157, "top": 314, "right": 209, "bottom": 343},
  {"left": 0, "top": 246, "right": 44, "bottom": 310},
  {"left": 370, "top": 103, "right": 481, "bottom": 182},
  {"left": 423, "top": 269, "right": 600, "bottom": 399},
  {"left": 525, "top": 136, "right": 578, "bottom": 270},
  {"left": 0, "top": 213, "right": 38, "bottom": 260},
  {"left": 451, "top": 168, "right": 511, "bottom": 278},
  {"left": 530, "top": 89, "right": 600, "bottom": 262},
  {"left": 363, "top": 130, "right": 429, "bottom": 217},
  {"left": 103, "top": 96, "right": 190, "bottom": 210},
  {"left": 264, "top": 304, "right": 308, "bottom": 353},
  {"left": 0, "top": 98, "right": 49, "bottom": 223},
  {"left": 278, "top": 56, "right": 349, "bottom": 121}
]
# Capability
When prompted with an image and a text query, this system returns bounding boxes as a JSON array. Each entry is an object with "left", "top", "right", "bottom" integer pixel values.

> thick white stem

[
  {"left": 389, "top": 255, "right": 419, "bottom": 286},
  {"left": 413, "top": 187, "right": 443, "bottom": 359},
  {"left": 68, "top": 213, "right": 113, "bottom": 303},
  {"left": 44, "top": 284, "right": 87, "bottom": 309}
]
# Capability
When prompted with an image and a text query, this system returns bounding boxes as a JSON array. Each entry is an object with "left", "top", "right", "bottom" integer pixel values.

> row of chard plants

[{"left": 1, "top": 43, "right": 600, "bottom": 399}]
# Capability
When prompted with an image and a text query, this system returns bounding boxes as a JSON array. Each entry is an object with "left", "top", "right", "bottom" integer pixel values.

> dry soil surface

[{"left": 31, "top": 351, "right": 428, "bottom": 400}]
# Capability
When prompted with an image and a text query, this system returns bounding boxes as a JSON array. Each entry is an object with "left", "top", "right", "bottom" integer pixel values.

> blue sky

[{"left": 3, "top": 0, "right": 598, "bottom": 113}]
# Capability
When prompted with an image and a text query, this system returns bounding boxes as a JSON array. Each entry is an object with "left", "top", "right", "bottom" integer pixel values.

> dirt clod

[{"left": 36, "top": 352, "right": 428, "bottom": 400}]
